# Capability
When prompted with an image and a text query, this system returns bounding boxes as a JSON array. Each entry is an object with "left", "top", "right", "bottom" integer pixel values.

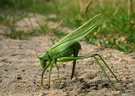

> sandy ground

[{"left": 0, "top": 15, "right": 135, "bottom": 96}]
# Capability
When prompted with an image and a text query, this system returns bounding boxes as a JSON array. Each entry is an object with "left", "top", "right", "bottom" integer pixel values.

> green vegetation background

[{"left": 0, "top": 0, "right": 135, "bottom": 52}]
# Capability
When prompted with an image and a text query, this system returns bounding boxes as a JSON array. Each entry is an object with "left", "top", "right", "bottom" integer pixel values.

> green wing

[
  {"left": 48, "top": 14, "right": 101, "bottom": 55},
  {"left": 50, "top": 14, "right": 101, "bottom": 50},
  {"left": 58, "top": 14, "right": 101, "bottom": 44}
]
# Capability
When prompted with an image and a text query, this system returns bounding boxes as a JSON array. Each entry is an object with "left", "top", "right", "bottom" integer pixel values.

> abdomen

[{"left": 52, "top": 42, "right": 81, "bottom": 59}]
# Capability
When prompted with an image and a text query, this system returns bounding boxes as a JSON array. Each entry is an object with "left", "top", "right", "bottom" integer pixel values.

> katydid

[{"left": 36, "top": 14, "right": 119, "bottom": 89}]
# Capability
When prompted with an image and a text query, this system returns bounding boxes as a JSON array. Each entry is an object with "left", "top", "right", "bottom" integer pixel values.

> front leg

[{"left": 41, "top": 61, "right": 51, "bottom": 86}]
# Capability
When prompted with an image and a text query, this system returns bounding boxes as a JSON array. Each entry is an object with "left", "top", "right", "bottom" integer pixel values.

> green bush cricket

[{"left": 35, "top": 14, "right": 119, "bottom": 89}]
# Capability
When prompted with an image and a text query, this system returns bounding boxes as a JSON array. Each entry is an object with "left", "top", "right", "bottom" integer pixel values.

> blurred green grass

[{"left": 0, "top": 0, "right": 135, "bottom": 52}]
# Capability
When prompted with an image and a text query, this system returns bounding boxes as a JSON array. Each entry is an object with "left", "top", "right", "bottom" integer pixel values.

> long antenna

[{"left": 34, "top": 48, "right": 39, "bottom": 58}]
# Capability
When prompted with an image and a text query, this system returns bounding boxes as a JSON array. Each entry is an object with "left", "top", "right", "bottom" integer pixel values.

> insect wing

[{"left": 49, "top": 14, "right": 101, "bottom": 51}]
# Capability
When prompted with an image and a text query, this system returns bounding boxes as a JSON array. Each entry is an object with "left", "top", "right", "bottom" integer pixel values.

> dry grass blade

[{"left": 85, "top": 0, "right": 92, "bottom": 13}]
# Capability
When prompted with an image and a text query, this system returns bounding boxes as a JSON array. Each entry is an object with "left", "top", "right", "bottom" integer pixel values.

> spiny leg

[
  {"left": 81, "top": 54, "right": 119, "bottom": 89},
  {"left": 94, "top": 56, "right": 116, "bottom": 89},
  {"left": 41, "top": 61, "right": 51, "bottom": 86},
  {"left": 71, "top": 49, "right": 79, "bottom": 79},
  {"left": 57, "top": 54, "right": 119, "bottom": 89},
  {"left": 48, "top": 61, "right": 54, "bottom": 88},
  {"left": 82, "top": 54, "right": 119, "bottom": 89},
  {"left": 95, "top": 54, "right": 119, "bottom": 82}
]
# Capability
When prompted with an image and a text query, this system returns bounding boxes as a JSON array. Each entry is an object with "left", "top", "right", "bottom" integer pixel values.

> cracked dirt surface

[{"left": 0, "top": 15, "right": 135, "bottom": 96}]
